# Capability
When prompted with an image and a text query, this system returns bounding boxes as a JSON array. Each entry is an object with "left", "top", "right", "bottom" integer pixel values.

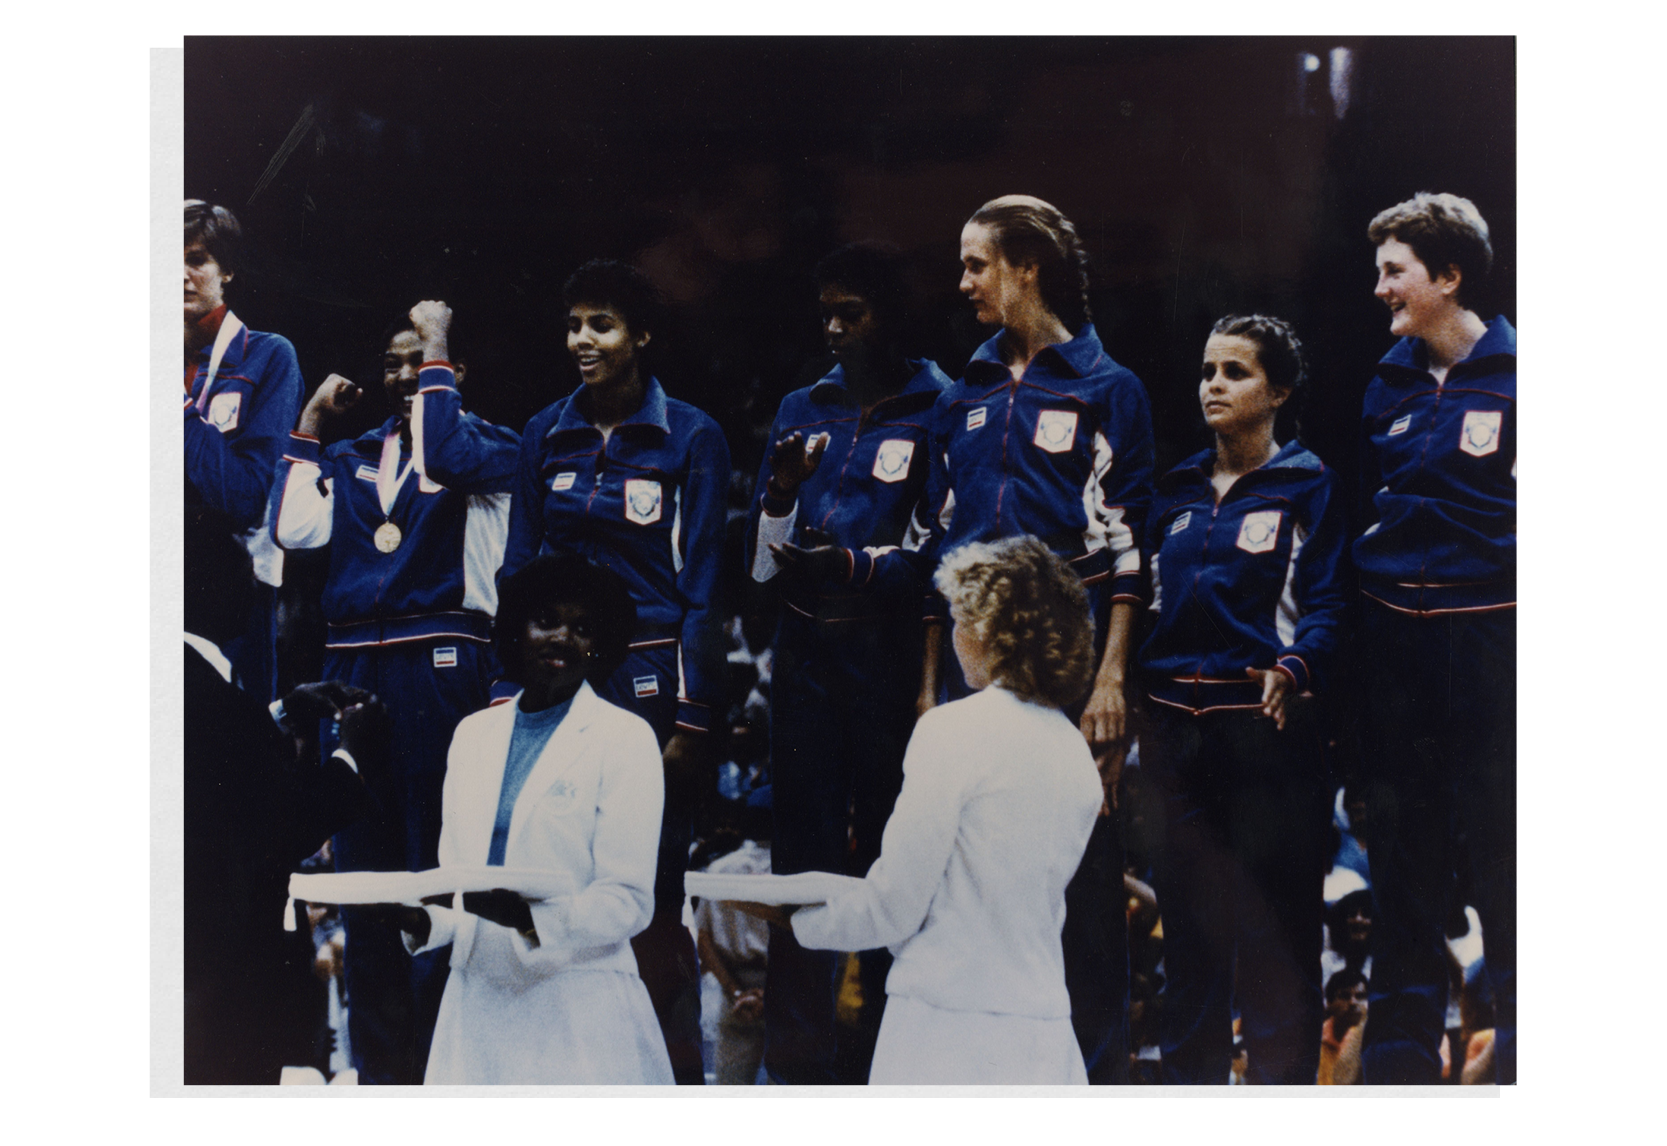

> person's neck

[
  {"left": 183, "top": 305, "right": 225, "bottom": 357},
  {"left": 1001, "top": 305, "right": 1072, "bottom": 371},
  {"left": 520, "top": 679, "right": 582, "bottom": 713},
  {"left": 1213, "top": 428, "right": 1280, "bottom": 483},
  {"left": 842, "top": 351, "right": 909, "bottom": 410},
  {"left": 1421, "top": 308, "right": 1489, "bottom": 376},
  {"left": 582, "top": 371, "right": 647, "bottom": 437}
]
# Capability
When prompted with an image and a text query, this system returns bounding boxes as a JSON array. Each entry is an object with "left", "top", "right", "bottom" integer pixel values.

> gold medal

[{"left": 374, "top": 521, "right": 403, "bottom": 553}]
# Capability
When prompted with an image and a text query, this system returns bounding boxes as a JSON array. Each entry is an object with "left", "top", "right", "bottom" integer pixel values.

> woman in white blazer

[
  {"left": 374, "top": 551, "right": 674, "bottom": 1084},
  {"left": 758, "top": 535, "right": 1105, "bottom": 1084}
]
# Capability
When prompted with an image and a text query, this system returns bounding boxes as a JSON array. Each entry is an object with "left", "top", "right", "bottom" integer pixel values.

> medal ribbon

[
  {"left": 192, "top": 310, "right": 246, "bottom": 415},
  {"left": 376, "top": 429, "right": 416, "bottom": 516}
]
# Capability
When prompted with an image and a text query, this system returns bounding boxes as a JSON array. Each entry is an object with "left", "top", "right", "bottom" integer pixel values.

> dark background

[{"left": 185, "top": 35, "right": 1514, "bottom": 492}]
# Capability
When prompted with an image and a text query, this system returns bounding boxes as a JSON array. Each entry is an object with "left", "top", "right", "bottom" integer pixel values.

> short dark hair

[
  {"left": 493, "top": 551, "right": 637, "bottom": 686},
  {"left": 1367, "top": 192, "right": 1493, "bottom": 311},
  {"left": 562, "top": 259, "right": 664, "bottom": 338},
  {"left": 183, "top": 199, "right": 244, "bottom": 276},
  {"left": 1325, "top": 968, "right": 1368, "bottom": 1003},
  {"left": 1209, "top": 313, "right": 1309, "bottom": 441},
  {"left": 969, "top": 194, "right": 1092, "bottom": 331},
  {"left": 814, "top": 241, "right": 912, "bottom": 335}
]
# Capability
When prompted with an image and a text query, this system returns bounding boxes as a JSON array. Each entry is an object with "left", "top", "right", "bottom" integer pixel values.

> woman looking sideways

[
  {"left": 377, "top": 553, "right": 674, "bottom": 1085},
  {"left": 920, "top": 194, "right": 1155, "bottom": 1081},
  {"left": 1137, "top": 315, "right": 1348, "bottom": 1084},
  {"left": 758, "top": 536, "right": 1103, "bottom": 1084},
  {"left": 1353, "top": 193, "right": 1515, "bottom": 1085},
  {"left": 499, "top": 260, "right": 730, "bottom": 1084}
]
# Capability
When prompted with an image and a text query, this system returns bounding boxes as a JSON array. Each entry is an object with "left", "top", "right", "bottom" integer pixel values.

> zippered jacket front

[
  {"left": 1138, "top": 440, "right": 1349, "bottom": 714},
  {"left": 499, "top": 377, "right": 731, "bottom": 735},
  {"left": 1354, "top": 316, "right": 1516, "bottom": 615},
  {"left": 924, "top": 323, "right": 1154, "bottom": 604}
]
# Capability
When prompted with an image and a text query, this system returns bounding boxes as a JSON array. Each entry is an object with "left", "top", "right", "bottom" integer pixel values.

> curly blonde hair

[{"left": 934, "top": 535, "right": 1094, "bottom": 710}]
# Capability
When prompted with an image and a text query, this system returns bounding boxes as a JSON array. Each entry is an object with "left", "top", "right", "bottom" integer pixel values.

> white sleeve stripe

[
  {"left": 274, "top": 465, "right": 333, "bottom": 548},
  {"left": 1080, "top": 430, "right": 1117, "bottom": 557},
  {"left": 460, "top": 492, "right": 512, "bottom": 616},
  {"left": 1274, "top": 521, "right": 1307, "bottom": 647},
  {"left": 1149, "top": 549, "right": 1162, "bottom": 614},
  {"left": 411, "top": 391, "right": 428, "bottom": 478},
  {"left": 671, "top": 486, "right": 685, "bottom": 576},
  {"left": 751, "top": 503, "right": 799, "bottom": 582}
]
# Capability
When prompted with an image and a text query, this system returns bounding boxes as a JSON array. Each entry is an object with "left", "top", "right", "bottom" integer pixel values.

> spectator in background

[
  {"left": 695, "top": 789, "right": 774, "bottom": 1085},
  {"left": 183, "top": 199, "right": 304, "bottom": 702},
  {"left": 270, "top": 300, "right": 520, "bottom": 1084},
  {"left": 1330, "top": 780, "right": 1370, "bottom": 882},
  {"left": 1354, "top": 192, "right": 1516, "bottom": 1084},
  {"left": 499, "top": 260, "right": 731, "bottom": 1084},
  {"left": 1323, "top": 887, "right": 1376, "bottom": 987},
  {"left": 183, "top": 505, "right": 387, "bottom": 1084},
  {"left": 746, "top": 242, "right": 950, "bottom": 1083},
  {"left": 1318, "top": 970, "right": 1369, "bottom": 1085}
]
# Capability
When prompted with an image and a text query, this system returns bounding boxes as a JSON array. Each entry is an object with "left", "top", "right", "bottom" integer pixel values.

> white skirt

[
  {"left": 425, "top": 968, "right": 674, "bottom": 1086},
  {"left": 868, "top": 994, "right": 1088, "bottom": 1085}
]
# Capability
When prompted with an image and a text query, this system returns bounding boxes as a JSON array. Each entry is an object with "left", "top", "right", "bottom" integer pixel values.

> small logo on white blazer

[
  {"left": 634, "top": 675, "right": 659, "bottom": 697},
  {"left": 1034, "top": 410, "right": 1077, "bottom": 453},
  {"left": 1388, "top": 414, "right": 1412, "bottom": 436},
  {"left": 543, "top": 777, "right": 581, "bottom": 816},
  {"left": 624, "top": 479, "right": 663, "bottom": 525},
  {"left": 208, "top": 391, "right": 242, "bottom": 433},
  {"left": 872, "top": 439, "right": 915, "bottom": 483},
  {"left": 1169, "top": 511, "right": 1192, "bottom": 535},
  {"left": 1460, "top": 410, "right": 1502, "bottom": 457},
  {"left": 1236, "top": 510, "right": 1282, "bottom": 554},
  {"left": 966, "top": 406, "right": 987, "bottom": 431}
]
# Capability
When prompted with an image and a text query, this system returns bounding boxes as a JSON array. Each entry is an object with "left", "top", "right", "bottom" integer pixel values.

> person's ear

[
  {"left": 452, "top": 361, "right": 467, "bottom": 388},
  {"left": 1269, "top": 383, "right": 1293, "bottom": 409},
  {"left": 1435, "top": 263, "right": 1462, "bottom": 297},
  {"left": 635, "top": 330, "right": 651, "bottom": 352}
]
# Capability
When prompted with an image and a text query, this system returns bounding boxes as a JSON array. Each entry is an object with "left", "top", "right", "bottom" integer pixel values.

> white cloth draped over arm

[
  {"left": 749, "top": 503, "right": 799, "bottom": 582},
  {"left": 274, "top": 466, "right": 333, "bottom": 548},
  {"left": 791, "top": 706, "right": 967, "bottom": 953}
]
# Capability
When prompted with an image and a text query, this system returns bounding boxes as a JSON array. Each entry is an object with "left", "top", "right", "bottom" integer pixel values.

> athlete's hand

[
  {"left": 1246, "top": 666, "right": 1294, "bottom": 731},
  {"left": 281, "top": 681, "right": 375, "bottom": 728},
  {"left": 768, "top": 528, "right": 850, "bottom": 586},
  {"left": 1080, "top": 675, "right": 1129, "bottom": 812},
  {"left": 767, "top": 431, "right": 830, "bottom": 497},
  {"left": 337, "top": 696, "right": 392, "bottom": 782},
  {"left": 298, "top": 374, "right": 361, "bottom": 437},
  {"left": 409, "top": 300, "right": 453, "bottom": 362}
]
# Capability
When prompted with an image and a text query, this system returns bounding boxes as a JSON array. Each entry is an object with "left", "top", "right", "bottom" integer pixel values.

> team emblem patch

[
  {"left": 633, "top": 675, "right": 659, "bottom": 698},
  {"left": 355, "top": 465, "right": 378, "bottom": 482},
  {"left": 1460, "top": 410, "right": 1502, "bottom": 457},
  {"left": 1034, "top": 410, "right": 1078, "bottom": 453},
  {"left": 624, "top": 479, "right": 662, "bottom": 525},
  {"left": 966, "top": 406, "right": 987, "bottom": 432},
  {"left": 872, "top": 439, "right": 915, "bottom": 483},
  {"left": 1169, "top": 511, "right": 1192, "bottom": 536},
  {"left": 432, "top": 646, "right": 458, "bottom": 668},
  {"left": 551, "top": 471, "right": 576, "bottom": 492},
  {"left": 208, "top": 391, "right": 242, "bottom": 433},
  {"left": 1388, "top": 414, "right": 1412, "bottom": 437},
  {"left": 1236, "top": 510, "right": 1282, "bottom": 555}
]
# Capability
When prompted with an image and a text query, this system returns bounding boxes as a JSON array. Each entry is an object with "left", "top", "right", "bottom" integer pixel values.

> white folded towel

[{"left": 283, "top": 866, "right": 578, "bottom": 931}]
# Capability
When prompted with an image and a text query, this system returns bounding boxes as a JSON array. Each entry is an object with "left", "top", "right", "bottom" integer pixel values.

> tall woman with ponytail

[{"left": 918, "top": 194, "right": 1156, "bottom": 1082}]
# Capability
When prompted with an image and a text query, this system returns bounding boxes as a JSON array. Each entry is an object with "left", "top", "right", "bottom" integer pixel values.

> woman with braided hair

[
  {"left": 918, "top": 194, "right": 1156, "bottom": 1081},
  {"left": 1136, "top": 315, "right": 1349, "bottom": 1083}
]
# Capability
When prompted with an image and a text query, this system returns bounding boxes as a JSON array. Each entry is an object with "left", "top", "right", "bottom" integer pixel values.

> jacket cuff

[
  {"left": 418, "top": 363, "right": 459, "bottom": 392},
  {"left": 1108, "top": 569, "right": 1146, "bottom": 606},
  {"left": 675, "top": 699, "right": 714, "bottom": 735},
  {"left": 406, "top": 904, "right": 459, "bottom": 956},
  {"left": 845, "top": 547, "right": 873, "bottom": 588},
  {"left": 761, "top": 484, "right": 797, "bottom": 517},
  {"left": 1274, "top": 655, "right": 1310, "bottom": 694},
  {"left": 282, "top": 432, "right": 323, "bottom": 466}
]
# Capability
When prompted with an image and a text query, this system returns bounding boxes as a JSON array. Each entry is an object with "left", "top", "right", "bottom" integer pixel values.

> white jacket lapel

[
  {"left": 454, "top": 697, "right": 518, "bottom": 866},
  {"left": 503, "top": 682, "right": 603, "bottom": 858}
]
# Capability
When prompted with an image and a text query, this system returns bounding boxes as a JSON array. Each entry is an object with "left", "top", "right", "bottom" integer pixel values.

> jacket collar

[
  {"left": 965, "top": 322, "right": 1105, "bottom": 382},
  {"left": 1380, "top": 314, "right": 1516, "bottom": 375},
  {"left": 809, "top": 359, "right": 948, "bottom": 408},
  {"left": 546, "top": 376, "right": 671, "bottom": 439},
  {"left": 1160, "top": 438, "right": 1324, "bottom": 492}
]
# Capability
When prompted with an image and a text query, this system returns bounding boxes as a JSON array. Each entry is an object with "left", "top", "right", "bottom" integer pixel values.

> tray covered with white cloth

[
  {"left": 284, "top": 866, "right": 577, "bottom": 930},
  {"left": 684, "top": 870, "right": 865, "bottom": 907}
]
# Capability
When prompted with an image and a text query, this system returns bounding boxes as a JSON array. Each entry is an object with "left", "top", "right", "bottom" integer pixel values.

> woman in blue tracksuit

[
  {"left": 270, "top": 299, "right": 521, "bottom": 1083},
  {"left": 919, "top": 195, "right": 1156, "bottom": 1083},
  {"left": 1137, "top": 314, "right": 1348, "bottom": 1084},
  {"left": 1353, "top": 193, "right": 1515, "bottom": 1085},
  {"left": 498, "top": 260, "right": 730, "bottom": 1085},
  {"left": 746, "top": 242, "right": 950, "bottom": 1084}
]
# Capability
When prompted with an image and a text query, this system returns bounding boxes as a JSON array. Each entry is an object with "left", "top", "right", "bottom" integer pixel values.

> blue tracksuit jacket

[
  {"left": 500, "top": 377, "right": 731, "bottom": 734},
  {"left": 924, "top": 323, "right": 1155, "bottom": 604},
  {"left": 747, "top": 359, "right": 951, "bottom": 613},
  {"left": 1354, "top": 316, "right": 1516, "bottom": 615},
  {"left": 1138, "top": 440, "right": 1349, "bottom": 714},
  {"left": 268, "top": 363, "right": 520, "bottom": 645}
]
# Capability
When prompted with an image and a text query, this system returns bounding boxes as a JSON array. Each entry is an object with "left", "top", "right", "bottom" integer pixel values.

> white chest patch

[
  {"left": 355, "top": 465, "right": 378, "bottom": 482},
  {"left": 624, "top": 479, "right": 663, "bottom": 525},
  {"left": 966, "top": 406, "right": 987, "bottom": 432},
  {"left": 208, "top": 391, "right": 242, "bottom": 433},
  {"left": 633, "top": 675, "right": 659, "bottom": 698},
  {"left": 1235, "top": 509, "right": 1283, "bottom": 555},
  {"left": 432, "top": 646, "right": 457, "bottom": 668},
  {"left": 1388, "top": 414, "right": 1412, "bottom": 436},
  {"left": 551, "top": 471, "right": 576, "bottom": 492},
  {"left": 1034, "top": 409, "right": 1078, "bottom": 453},
  {"left": 872, "top": 439, "right": 915, "bottom": 483},
  {"left": 1460, "top": 410, "right": 1502, "bottom": 457},
  {"left": 1169, "top": 510, "right": 1192, "bottom": 536}
]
